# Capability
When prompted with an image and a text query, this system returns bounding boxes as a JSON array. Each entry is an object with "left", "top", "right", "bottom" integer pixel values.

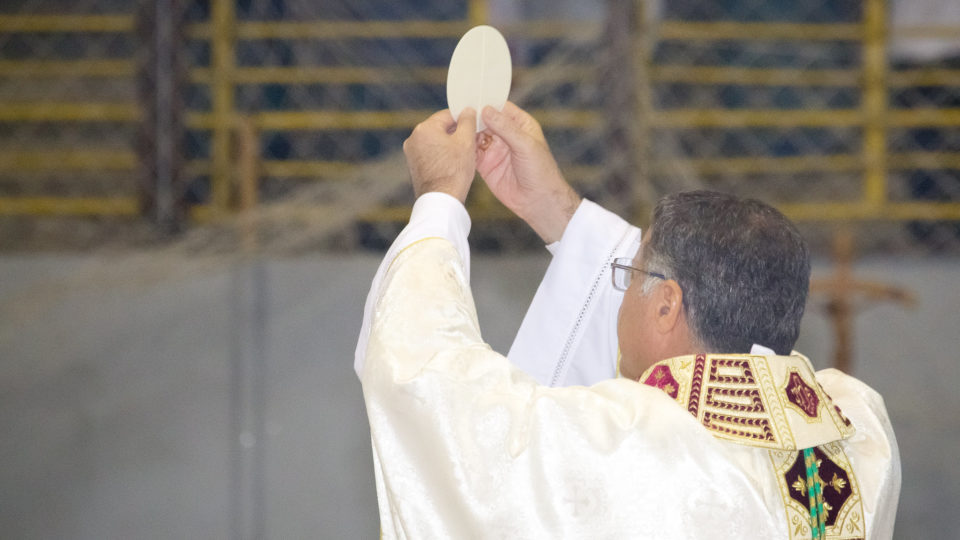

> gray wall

[{"left": 0, "top": 253, "right": 956, "bottom": 538}]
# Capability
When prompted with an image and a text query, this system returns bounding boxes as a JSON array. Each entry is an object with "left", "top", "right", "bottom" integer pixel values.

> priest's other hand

[
  {"left": 476, "top": 102, "right": 581, "bottom": 244},
  {"left": 403, "top": 108, "right": 477, "bottom": 204}
]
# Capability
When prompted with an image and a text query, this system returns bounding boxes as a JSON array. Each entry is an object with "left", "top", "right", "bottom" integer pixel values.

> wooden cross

[{"left": 809, "top": 229, "right": 916, "bottom": 374}]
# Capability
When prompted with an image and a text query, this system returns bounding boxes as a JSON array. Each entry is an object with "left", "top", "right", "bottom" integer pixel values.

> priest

[{"left": 355, "top": 105, "right": 900, "bottom": 538}]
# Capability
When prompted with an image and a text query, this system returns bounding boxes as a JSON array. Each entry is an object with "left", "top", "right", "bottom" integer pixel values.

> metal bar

[
  {"left": 880, "top": 203, "right": 960, "bottom": 220},
  {"left": 0, "top": 59, "right": 135, "bottom": 77},
  {"left": 651, "top": 66, "right": 859, "bottom": 86},
  {"left": 0, "top": 103, "right": 139, "bottom": 122},
  {"left": 498, "top": 20, "right": 602, "bottom": 39},
  {"left": 237, "top": 20, "right": 468, "bottom": 39},
  {"left": 658, "top": 21, "right": 862, "bottom": 41},
  {"left": 891, "top": 25, "right": 960, "bottom": 39},
  {"left": 649, "top": 109, "right": 863, "bottom": 128},
  {"left": 651, "top": 154, "right": 863, "bottom": 176},
  {"left": 186, "top": 19, "right": 601, "bottom": 41},
  {"left": 189, "top": 200, "right": 960, "bottom": 224},
  {"left": 0, "top": 150, "right": 136, "bottom": 171},
  {"left": 249, "top": 110, "right": 432, "bottom": 130},
  {"left": 468, "top": 0, "right": 488, "bottom": 25},
  {"left": 888, "top": 152, "right": 960, "bottom": 170},
  {"left": 194, "top": 152, "right": 960, "bottom": 181},
  {"left": 0, "top": 14, "right": 133, "bottom": 33},
  {"left": 191, "top": 66, "right": 445, "bottom": 85},
  {"left": 779, "top": 202, "right": 960, "bottom": 221},
  {"left": 888, "top": 109, "right": 960, "bottom": 127},
  {"left": 261, "top": 160, "right": 356, "bottom": 177},
  {"left": 183, "top": 161, "right": 604, "bottom": 183},
  {"left": 184, "top": 109, "right": 601, "bottom": 131},
  {"left": 0, "top": 197, "right": 139, "bottom": 216},
  {"left": 210, "top": 0, "right": 236, "bottom": 214},
  {"left": 191, "top": 65, "right": 595, "bottom": 86},
  {"left": 888, "top": 69, "right": 960, "bottom": 88},
  {"left": 862, "top": 0, "right": 889, "bottom": 209}
]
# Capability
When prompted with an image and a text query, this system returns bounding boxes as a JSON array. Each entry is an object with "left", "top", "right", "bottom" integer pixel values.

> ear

[{"left": 653, "top": 280, "right": 684, "bottom": 334}]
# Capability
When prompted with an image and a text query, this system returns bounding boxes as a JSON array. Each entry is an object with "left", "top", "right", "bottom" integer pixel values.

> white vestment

[{"left": 356, "top": 193, "right": 901, "bottom": 539}]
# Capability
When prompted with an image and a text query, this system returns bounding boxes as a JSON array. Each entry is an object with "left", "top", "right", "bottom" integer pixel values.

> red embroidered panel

[
  {"left": 643, "top": 364, "right": 679, "bottom": 399},
  {"left": 702, "top": 411, "right": 775, "bottom": 442},
  {"left": 786, "top": 371, "right": 820, "bottom": 418},
  {"left": 708, "top": 358, "right": 755, "bottom": 384},
  {"left": 783, "top": 448, "right": 854, "bottom": 528},
  {"left": 687, "top": 354, "right": 706, "bottom": 416},
  {"left": 705, "top": 387, "right": 766, "bottom": 413}
]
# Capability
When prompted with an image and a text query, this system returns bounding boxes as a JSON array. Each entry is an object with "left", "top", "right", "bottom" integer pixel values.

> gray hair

[{"left": 642, "top": 191, "right": 810, "bottom": 355}]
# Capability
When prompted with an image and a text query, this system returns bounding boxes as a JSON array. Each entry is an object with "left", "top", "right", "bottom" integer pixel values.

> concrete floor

[{"left": 0, "top": 252, "right": 957, "bottom": 539}]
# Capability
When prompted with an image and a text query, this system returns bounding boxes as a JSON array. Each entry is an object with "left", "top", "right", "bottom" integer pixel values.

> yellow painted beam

[
  {"left": 0, "top": 103, "right": 138, "bottom": 122},
  {"left": 262, "top": 160, "right": 357, "bottom": 177},
  {"left": 888, "top": 151, "right": 960, "bottom": 170},
  {"left": 862, "top": 0, "right": 889, "bottom": 208},
  {"left": 469, "top": 0, "right": 488, "bottom": 26},
  {"left": 210, "top": 0, "right": 236, "bottom": 213},
  {"left": 658, "top": 21, "right": 862, "bottom": 41},
  {"left": 190, "top": 200, "right": 960, "bottom": 225},
  {"left": 191, "top": 65, "right": 596, "bottom": 86},
  {"left": 891, "top": 25, "right": 960, "bottom": 39},
  {"left": 498, "top": 21, "right": 602, "bottom": 40},
  {"left": 0, "top": 59, "right": 135, "bottom": 78},
  {"left": 889, "top": 69, "right": 960, "bottom": 88},
  {"left": 184, "top": 108, "right": 601, "bottom": 131},
  {"left": 0, "top": 150, "right": 136, "bottom": 171},
  {"left": 186, "top": 19, "right": 601, "bottom": 41},
  {"left": 881, "top": 202, "right": 960, "bottom": 221},
  {"left": 359, "top": 204, "right": 520, "bottom": 223},
  {"left": 0, "top": 14, "right": 133, "bottom": 33},
  {"left": 192, "top": 66, "right": 446, "bottom": 85},
  {"left": 651, "top": 154, "right": 863, "bottom": 176},
  {"left": 249, "top": 110, "right": 431, "bottom": 131},
  {"left": 530, "top": 109, "right": 602, "bottom": 129},
  {"left": 0, "top": 197, "right": 139, "bottom": 216},
  {"left": 780, "top": 202, "right": 960, "bottom": 221},
  {"left": 642, "top": 108, "right": 960, "bottom": 129},
  {"left": 237, "top": 20, "right": 468, "bottom": 40},
  {"left": 651, "top": 66, "right": 859, "bottom": 87},
  {"left": 650, "top": 109, "right": 862, "bottom": 128},
  {"left": 889, "top": 109, "right": 960, "bottom": 127}
]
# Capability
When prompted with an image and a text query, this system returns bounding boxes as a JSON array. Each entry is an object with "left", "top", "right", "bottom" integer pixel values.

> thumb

[
  {"left": 482, "top": 105, "right": 528, "bottom": 151},
  {"left": 454, "top": 107, "right": 477, "bottom": 140}
]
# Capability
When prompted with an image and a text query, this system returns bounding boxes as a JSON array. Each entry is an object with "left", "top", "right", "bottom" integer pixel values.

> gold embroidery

[
  {"left": 830, "top": 473, "right": 847, "bottom": 494},
  {"left": 640, "top": 353, "right": 854, "bottom": 450},
  {"left": 792, "top": 476, "right": 806, "bottom": 494},
  {"left": 770, "top": 444, "right": 865, "bottom": 540}
]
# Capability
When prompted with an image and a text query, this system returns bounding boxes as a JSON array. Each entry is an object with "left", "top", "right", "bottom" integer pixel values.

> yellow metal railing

[{"left": 1, "top": 0, "right": 959, "bottom": 222}]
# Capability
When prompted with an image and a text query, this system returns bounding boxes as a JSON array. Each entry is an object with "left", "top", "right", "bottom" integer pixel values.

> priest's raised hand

[
  {"left": 476, "top": 102, "right": 581, "bottom": 243},
  {"left": 402, "top": 107, "right": 477, "bottom": 203}
]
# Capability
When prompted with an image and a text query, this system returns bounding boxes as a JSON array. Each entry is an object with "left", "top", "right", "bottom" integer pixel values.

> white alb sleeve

[
  {"left": 354, "top": 192, "right": 471, "bottom": 377},
  {"left": 507, "top": 199, "right": 641, "bottom": 387}
]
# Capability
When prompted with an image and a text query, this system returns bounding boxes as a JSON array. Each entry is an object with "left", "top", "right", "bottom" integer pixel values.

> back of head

[{"left": 645, "top": 190, "right": 810, "bottom": 355}]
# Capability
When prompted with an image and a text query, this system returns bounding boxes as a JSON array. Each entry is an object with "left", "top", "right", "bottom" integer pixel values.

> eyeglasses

[{"left": 610, "top": 257, "right": 668, "bottom": 291}]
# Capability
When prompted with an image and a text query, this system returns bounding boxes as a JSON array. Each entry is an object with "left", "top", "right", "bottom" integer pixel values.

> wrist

[
  {"left": 414, "top": 177, "right": 471, "bottom": 204},
  {"left": 526, "top": 186, "right": 581, "bottom": 244}
]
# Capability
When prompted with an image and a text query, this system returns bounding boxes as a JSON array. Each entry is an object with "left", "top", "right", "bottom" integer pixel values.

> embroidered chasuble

[{"left": 357, "top": 194, "right": 900, "bottom": 539}]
